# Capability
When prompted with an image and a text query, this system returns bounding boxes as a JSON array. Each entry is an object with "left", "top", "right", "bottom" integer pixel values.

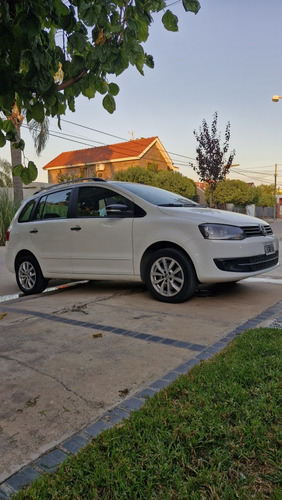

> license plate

[{"left": 264, "top": 243, "right": 275, "bottom": 255}]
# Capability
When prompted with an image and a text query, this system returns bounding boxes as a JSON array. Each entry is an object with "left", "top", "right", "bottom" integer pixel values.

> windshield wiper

[
  {"left": 158, "top": 203, "right": 196, "bottom": 207},
  {"left": 158, "top": 203, "right": 182, "bottom": 207}
]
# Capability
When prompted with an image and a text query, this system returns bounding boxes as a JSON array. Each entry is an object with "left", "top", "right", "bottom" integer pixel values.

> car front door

[{"left": 69, "top": 186, "right": 134, "bottom": 276}]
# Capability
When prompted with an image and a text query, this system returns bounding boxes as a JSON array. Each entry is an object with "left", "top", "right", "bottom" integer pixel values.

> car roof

[{"left": 33, "top": 177, "right": 108, "bottom": 195}]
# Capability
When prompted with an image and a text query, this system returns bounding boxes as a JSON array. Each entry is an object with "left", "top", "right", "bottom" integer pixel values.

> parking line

[{"left": 0, "top": 306, "right": 207, "bottom": 352}]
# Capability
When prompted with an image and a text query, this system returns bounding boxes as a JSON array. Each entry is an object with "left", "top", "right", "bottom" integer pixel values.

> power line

[
  {"left": 60, "top": 118, "right": 197, "bottom": 161},
  {"left": 230, "top": 168, "right": 275, "bottom": 184},
  {"left": 61, "top": 119, "right": 126, "bottom": 142},
  {"left": 23, "top": 119, "right": 197, "bottom": 170},
  {"left": 22, "top": 117, "right": 279, "bottom": 185}
]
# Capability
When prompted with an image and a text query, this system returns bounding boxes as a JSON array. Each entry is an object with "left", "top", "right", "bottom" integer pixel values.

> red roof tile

[{"left": 44, "top": 137, "right": 159, "bottom": 169}]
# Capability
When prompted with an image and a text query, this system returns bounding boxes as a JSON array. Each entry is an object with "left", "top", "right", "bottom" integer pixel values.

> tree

[
  {"left": 256, "top": 184, "right": 275, "bottom": 195},
  {"left": 212, "top": 179, "right": 256, "bottom": 212},
  {"left": 0, "top": 158, "right": 12, "bottom": 187},
  {"left": 8, "top": 103, "right": 24, "bottom": 203},
  {"left": 0, "top": 0, "right": 201, "bottom": 186},
  {"left": 154, "top": 170, "right": 197, "bottom": 200},
  {"left": 255, "top": 185, "right": 276, "bottom": 218},
  {"left": 114, "top": 166, "right": 156, "bottom": 185},
  {"left": 190, "top": 112, "right": 235, "bottom": 206},
  {"left": 114, "top": 166, "right": 198, "bottom": 200},
  {"left": 28, "top": 116, "right": 50, "bottom": 156}
]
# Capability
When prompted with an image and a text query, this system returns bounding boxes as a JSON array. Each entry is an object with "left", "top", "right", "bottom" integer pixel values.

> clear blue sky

[{"left": 2, "top": 0, "right": 282, "bottom": 187}]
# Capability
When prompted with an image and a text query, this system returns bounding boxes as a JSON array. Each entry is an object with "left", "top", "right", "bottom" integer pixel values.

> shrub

[
  {"left": 114, "top": 167, "right": 198, "bottom": 200},
  {"left": 0, "top": 189, "right": 19, "bottom": 245}
]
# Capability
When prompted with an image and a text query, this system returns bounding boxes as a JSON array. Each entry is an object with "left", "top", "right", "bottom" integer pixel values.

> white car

[{"left": 5, "top": 178, "right": 279, "bottom": 303}]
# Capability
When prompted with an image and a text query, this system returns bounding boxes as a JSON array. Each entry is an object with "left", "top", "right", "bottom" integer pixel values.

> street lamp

[{"left": 272, "top": 95, "right": 282, "bottom": 102}]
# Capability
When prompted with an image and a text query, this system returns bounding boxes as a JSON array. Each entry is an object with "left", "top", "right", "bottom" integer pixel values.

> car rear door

[{"left": 28, "top": 188, "right": 73, "bottom": 275}]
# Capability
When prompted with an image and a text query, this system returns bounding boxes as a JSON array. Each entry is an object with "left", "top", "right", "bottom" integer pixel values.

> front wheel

[
  {"left": 144, "top": 248, "right": 198, "bottom": 303},
  {"left": 16, "top": 255, "right": 48, "bottom": 295}
]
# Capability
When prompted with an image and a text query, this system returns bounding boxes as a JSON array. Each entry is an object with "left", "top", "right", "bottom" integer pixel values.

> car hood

[{"left": 157, "top": 206, "right": 269, "bottom": 226}]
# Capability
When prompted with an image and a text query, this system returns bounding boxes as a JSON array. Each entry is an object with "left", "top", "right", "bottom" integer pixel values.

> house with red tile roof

[{"left": 43, "top": 136, "right": 176, "bottom": 183}]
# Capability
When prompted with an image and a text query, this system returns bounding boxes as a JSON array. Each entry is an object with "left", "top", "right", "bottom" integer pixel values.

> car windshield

[{"left": 113, "top": 182, "right": 198, "bottom": 207}]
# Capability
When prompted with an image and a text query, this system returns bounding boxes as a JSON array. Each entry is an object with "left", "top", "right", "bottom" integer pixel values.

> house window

[{"left": 96, "top": 164, "right": 105, "bottom": 172}]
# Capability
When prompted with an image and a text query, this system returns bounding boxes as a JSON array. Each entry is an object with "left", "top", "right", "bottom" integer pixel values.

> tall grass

[{"left": 0, "top": 189, "right": 19, "bottom": 246}]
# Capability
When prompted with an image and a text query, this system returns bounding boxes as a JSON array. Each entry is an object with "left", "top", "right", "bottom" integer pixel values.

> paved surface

[{"left": 0, "top": 219, "right": 282, "bottom": 499}]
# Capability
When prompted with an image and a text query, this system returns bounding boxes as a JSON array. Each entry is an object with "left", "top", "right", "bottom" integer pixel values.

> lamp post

[
  {"left": 272, "top": 95, "right": 282, "bottom": 102},
  {"left": 272, "top": 96, "right": 281, "bottom": 218}
]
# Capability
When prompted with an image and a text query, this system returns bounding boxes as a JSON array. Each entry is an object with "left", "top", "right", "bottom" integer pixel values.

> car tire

[
  {"left": 16, "top": 255, "right": 48, "bottom": 295},
  {"left": 144, "top": 248, "right": 198, "bottom": 303}
]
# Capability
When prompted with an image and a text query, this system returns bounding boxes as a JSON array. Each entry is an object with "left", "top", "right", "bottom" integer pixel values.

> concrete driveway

[{"left": 1, "top": 220, "right": 282, "bottom": 496}]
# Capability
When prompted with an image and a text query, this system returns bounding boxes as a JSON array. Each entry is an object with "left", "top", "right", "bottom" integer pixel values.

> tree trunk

[{"left": 11, "top": 127, "right": 23, "bottom": 205}]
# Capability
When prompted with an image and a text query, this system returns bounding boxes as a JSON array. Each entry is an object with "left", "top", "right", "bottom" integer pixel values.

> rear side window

[
  {"left": 35, "top": 189, "right": 72, "bottom": 220},
  {"left": 18, "top": 200, "right": 36, "bottom": 222}
]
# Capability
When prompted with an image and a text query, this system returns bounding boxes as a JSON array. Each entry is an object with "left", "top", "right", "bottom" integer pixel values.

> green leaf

[
  {"left": 137, "top": 18, "right": 149, "bottom": 42},
  {"left": 13, "top": 164, "right": 24, "bottom": 176},
  {"left": 96, "top": 79, "right": 108, "bottom": 95},
  {"left": 67, "top": 96, "right": 75, "bottom": 113},
  {"left": 69, "top": 55, "right": 86, "bottom": 77},
  {"left": 3, "top": 119, "right": 15, "bottom": 133},
  {"left": 15, "top": 162, "right": 38, "bottom": 185},
  {"left": 182, "top": 0, "right": 201, "bottom": 14},
  {"left": 126, "top": 18, "right": 140, "bottom": 35},
  {"left": 20, "top": 168, "right": 33, "bottom": 185},
  {"left": 29, "top": 102, "right": 45, "bottom": 123},
  {"left": 144, "top": 54, "right": 154, "bottom": 69},
  {"left": 68, "top": 32, "right": 87, "bottom": 53},
  {"left": 127, "top": 41, "right": 144, "bottom": 66},
  {"left": 0, "top": 130, "right": 6, "bottom": 147},
  {"left": 162, "top": 10, "right": 178, "bottom": 32},
  {"left": 114, "top": 51, "right": 129, "bottom": 76},
  {"left": 12, "top": 139, "right": 25, "bottom": 150},
  {"left": 83, "top": 85, "right": 96, "bottom": 99},
  {"left": 103, "top": 94, "right": 116, "bottom": 114},
  {"left": 108, "top": 83, "right": 119, "bottom": 96},
  {"left": 6, "top": 130, "right": 18, "bottom": 142},
  {"left": 27, "top": 161, "right": 38, "bottom": 182}
]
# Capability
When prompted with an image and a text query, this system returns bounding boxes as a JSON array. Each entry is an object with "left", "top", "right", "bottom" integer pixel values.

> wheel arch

[
  {"left": 140, "top": 241, "right": 197, "bottom": 282},
  {"left": 15, "top": 250, "right": 39, "bottom": 272}
]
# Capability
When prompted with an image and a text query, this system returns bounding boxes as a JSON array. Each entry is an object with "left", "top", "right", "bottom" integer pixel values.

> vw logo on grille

[{"left": 260, "top": 224, "right": 267, "bottom": 236}]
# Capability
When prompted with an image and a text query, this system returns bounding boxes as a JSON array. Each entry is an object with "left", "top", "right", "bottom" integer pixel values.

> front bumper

[{"left": 214, "top": 250, "right": 279, "bottom": 273}]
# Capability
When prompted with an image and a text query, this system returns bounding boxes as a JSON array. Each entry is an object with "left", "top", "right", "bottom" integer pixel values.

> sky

[{"left": 2, "top": 0, "right": 282, "bottom": 188}]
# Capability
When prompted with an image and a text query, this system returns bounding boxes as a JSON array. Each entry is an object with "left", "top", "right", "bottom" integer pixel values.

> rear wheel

[
  {"left": 144, "top": 248, "right": 198, "bottom": 303},
  {"left": 16, "top": 255, "right": 48, "bottom": 295}
]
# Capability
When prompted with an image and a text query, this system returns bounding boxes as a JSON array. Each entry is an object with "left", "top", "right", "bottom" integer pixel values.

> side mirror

[{"left": 105, "top": 204, "right": 133, "bottom": 217}]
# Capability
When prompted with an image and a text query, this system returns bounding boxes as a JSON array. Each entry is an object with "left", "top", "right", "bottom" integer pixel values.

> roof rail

[{"left": 33, "top": 177, "right": 107, "bottom": 194}]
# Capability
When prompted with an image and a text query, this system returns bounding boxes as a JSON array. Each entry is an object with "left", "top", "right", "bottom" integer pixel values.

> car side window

[
  {"left": 35, "top": 189, "right": 72, "bottom": 220},
  {"left": 77, "top": 186, "right": 134, "bottom": 218},
  {"left": 18, "top": 200, "right": 36, "bottom": 222}
]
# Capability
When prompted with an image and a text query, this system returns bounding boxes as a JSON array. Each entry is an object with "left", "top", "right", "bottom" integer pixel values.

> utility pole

[{"left": 223, "top": 164, "right": 240, "bottom": 180}]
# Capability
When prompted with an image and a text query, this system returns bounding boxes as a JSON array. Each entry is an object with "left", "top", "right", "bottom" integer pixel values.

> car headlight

[{"left": 199, "top": 224, "right": 246, "bottom": 240}]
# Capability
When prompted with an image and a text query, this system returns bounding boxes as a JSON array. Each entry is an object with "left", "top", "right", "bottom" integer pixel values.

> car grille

[
  {"left": 241, "top": 224, "right": 273, "bottom": 237},
  {"left": 214, "top": 251, "right": 279, "bottom": 273}
]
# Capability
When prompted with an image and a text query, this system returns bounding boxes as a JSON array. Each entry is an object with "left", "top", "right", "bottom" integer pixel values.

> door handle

[
  {"left": 30, "top": 229, "right": 38, "bottom": 234},
  {"left": 71, "top": 226, "right": 81, "bottom": 231}
]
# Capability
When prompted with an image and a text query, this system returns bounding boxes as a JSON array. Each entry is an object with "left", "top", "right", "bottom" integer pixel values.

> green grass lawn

[{"left": 14, "top": 327, "right": 281, "bottom": 499}]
